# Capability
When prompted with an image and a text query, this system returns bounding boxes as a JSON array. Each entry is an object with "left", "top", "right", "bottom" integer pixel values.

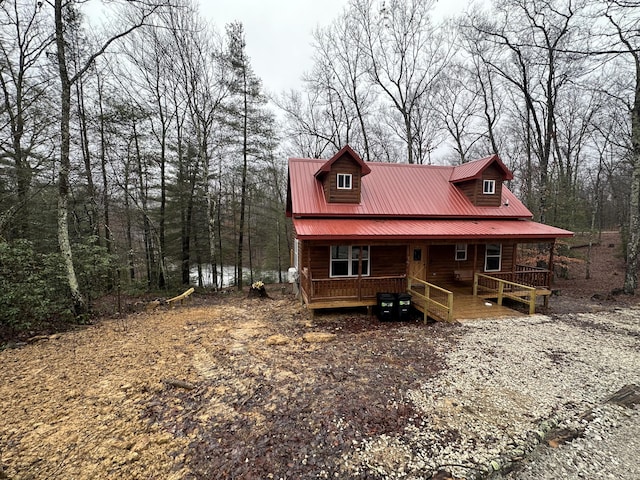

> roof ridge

[{"left": 289, "top": 157, "right": 456, "bottom": 168}]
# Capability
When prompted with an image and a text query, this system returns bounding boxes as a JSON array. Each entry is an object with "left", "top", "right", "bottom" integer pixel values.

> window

[
  {"left": 483, "top": 179, "right": 496, "bottom": 194},
  {"left": 337, "top": 173, "right": 352, "bottom": 190},
  {"left": 484, "top": 243, "right": 502, "bottom": 272},
  {"left": 455, "top": 244, "right": 467, "bottom": 261},
  {"left": 330, "top": 245, "right": 369, "bottom": 277}
]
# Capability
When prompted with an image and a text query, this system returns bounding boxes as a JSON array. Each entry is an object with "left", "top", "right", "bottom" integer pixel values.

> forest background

[{"left": 1, "top": 0, "right": 639, "bottom": 335}]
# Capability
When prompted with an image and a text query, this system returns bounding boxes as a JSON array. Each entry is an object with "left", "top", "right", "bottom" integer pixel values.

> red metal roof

[
  {"left": 293, "top": 218, "right": 574, "bottom": 241},
  {"left": 288, "top": 158, "right": 531, "bottom": 218}
]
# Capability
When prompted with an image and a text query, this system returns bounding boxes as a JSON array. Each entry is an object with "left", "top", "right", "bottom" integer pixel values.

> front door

[{"left": 409, "top": 244, "right": 427, "bottom": 281}]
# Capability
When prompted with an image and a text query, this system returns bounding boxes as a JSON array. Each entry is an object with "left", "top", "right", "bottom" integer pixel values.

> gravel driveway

[{"left": 349, "top": 308, "right": 640, "bottom": 479}]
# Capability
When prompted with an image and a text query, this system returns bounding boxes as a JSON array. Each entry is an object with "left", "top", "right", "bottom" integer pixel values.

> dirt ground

[
  {"left": 0, "top": 231, "right": 637, "bottom": 480},
  {"left": 548, "top": 231, "right": 637, "bottom": 313}
]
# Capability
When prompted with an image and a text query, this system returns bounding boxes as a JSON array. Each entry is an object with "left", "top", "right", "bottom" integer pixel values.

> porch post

[
  {"left": 306, "top": 242, "right": 312, "bottom": 302},
  {"left": 548, "top": 239, "right": 556, "bottom": 285},
  {"left": 357, "top": 246, "right": 363, "bottom": 300},
  {"left": 472, "top": 244, "right": 478, "bottom": 294}
]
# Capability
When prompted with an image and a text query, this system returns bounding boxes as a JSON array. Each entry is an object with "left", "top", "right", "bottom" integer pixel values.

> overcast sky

[{"left": 199, "top": 0, "right": 468, "bottom": 95}]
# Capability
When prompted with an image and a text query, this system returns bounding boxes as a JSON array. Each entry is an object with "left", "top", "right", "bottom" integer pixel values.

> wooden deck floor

[
  {"left": 412, "top": 281, "right": 522, "bottom": 321},
  {"left": 445, "top": 282, "right": 522, "bottom": 320}
]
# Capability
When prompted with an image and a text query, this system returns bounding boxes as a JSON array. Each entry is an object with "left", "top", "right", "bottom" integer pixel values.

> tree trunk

[
  {"left": 236, "top": 66, "right": 248, "bottom": 291},
  {"left": 207, "top": 181, "right": 218, "bottom": 289},
  {"left": 248, "top": 190, "right": 254, "bottom": 285},
  {"left": 1, "top": 69, "right": 31, "bottom": 238},
  {"left": 158, "top": 119, "right": 167, "bottom": 289},
  {"left": 97, "top": 72, "right": 112, "bottom": 254},
  {"left": 624, "top": 117, "right": 640, "bottom": 293},
  {"left": 124, "top": 150, "right": 135, "bottom": 281},
  {"left": 217, "top": 163, "right": 224, "bottom": 288},
  {"left": 625, "top": 159, "right": 640, "bottom": 293},
  {"left": 76, "top": 78, "right": 98, "bottom": 236},
  {"left": 133, "top": 123, "right": 154, "bottom": 288},
  {"left": 182, "top": 197, "right": 195, "bottom": 286},
  {"left": 623, "top": 45, "right": 640, "bottom": 294},
  {"left": 404, "top": 112, "right": 414, "bottom": 164},
  {"left": 55, "top": 0, "right": 86, "bottom": 316}
]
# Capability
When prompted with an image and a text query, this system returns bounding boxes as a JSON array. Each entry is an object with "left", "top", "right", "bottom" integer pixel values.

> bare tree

[
  {"left": 599, "top": 1, "right": 640, "bottom": 293},
  {"left": 162, "top": 3, "right": 228, "bottom": 286},
  {"left": 457, "top": 23, "right": 505, "bottom": 158},
  {"left": 53, "top": 0, "right": 162, "bottom": 315},
  {"left": 0, "top": 0, "right": 54, "bottom": 238},
  {"left": 433, "top": 62, "right": 484, "bottom": 164},
  {"left": 354, "top": 0, "right": 452, "bottom": 164},
  {"left": 276, "top": 88, "right": 340, "bottom": 159},
  {"left": 469, "top": 0, "right": 589, "bottom": 223},
  {"left": 310, "top": 10, "right": 376, "bottom": 161},
  {"left": 549, "top": 87, "right": 601, "bottom": 226}
]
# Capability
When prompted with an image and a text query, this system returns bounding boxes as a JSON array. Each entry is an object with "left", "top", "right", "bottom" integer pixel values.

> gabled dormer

[
  {"left": 449, "top": 155, "right": 513, "bottom": 207},
  {"left": 314, "top": 145, "right": 371, "bottom": 204}
]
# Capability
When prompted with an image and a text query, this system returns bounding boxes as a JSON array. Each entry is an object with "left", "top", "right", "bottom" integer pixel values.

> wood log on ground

[{"left": 166, "top": 288, "right": 195, "bottom": 308}]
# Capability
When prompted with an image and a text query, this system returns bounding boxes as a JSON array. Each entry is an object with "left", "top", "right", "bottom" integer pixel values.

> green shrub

[
  {"left": 73, "top": 238, "right": 117, "bottom": 303},
  {"left": 0, "top": 240, "right": 72, "bottom": 331}
]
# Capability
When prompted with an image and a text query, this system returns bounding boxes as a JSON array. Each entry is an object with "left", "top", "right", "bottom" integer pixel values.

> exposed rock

[
  {"left": 265, "top": 334, "right": 291, "bottom": 346},
  {"left": 302, "top": 332, "right": 337, "bottom": 343}
]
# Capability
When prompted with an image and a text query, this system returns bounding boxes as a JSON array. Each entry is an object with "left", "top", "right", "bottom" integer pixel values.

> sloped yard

[
  {"left": 0, "top": 295, "right": 453, "bottom": 479},
  {"left": 1, "top": 232, "right": 639, "bottom": 479},
  {"left": 1, "top": 291, "right": 639, "bottom": 479}
]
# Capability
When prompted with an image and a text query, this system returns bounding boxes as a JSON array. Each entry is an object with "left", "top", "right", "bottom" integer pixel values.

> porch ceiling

[{"left": 292, "top": 218, "right": 573, "bottom": 241}]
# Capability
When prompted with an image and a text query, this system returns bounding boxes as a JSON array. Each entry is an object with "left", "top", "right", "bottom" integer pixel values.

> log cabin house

[{"left": 286, "top": 145, "right": 573, "bottom": 321}]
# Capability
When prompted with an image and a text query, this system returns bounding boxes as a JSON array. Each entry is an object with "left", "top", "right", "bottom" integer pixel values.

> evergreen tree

[{"left": 223, "top": 22, "right": 275, "bottom": 290}]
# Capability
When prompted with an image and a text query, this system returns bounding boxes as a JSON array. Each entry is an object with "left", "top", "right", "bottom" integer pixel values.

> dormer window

[
  {"left": 483, "top": 179, "right": 496, "bottom": 195},
  {"left": 337, "top": 173, "right": 352, "bottom": 190},
  {"left": 313, "top": 145, "right": 370, "bottom": 203}
]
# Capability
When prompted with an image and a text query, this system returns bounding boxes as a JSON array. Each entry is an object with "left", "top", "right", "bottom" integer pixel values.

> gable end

[
  {"left": 315, "top": 145, "right": 369, "bottom": 204},
  {"left": 323, "top": 156, "right": 363, "bottom": 203},
  {"left": 455, "top": 165, "right": 504, "bottom": 207}
]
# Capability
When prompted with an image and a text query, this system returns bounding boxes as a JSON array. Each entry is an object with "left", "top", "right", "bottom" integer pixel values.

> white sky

[{"left": 199, "top": 0, "right": 468, "bottom": 95}]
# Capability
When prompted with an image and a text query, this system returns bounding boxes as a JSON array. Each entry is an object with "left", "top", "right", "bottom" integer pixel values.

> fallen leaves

[{"left": 0, "top": 292, "right": 454, "bottom": 479}]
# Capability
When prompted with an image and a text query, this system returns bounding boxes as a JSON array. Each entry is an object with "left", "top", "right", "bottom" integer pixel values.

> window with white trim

[
  {"left": 330, "top": 245, "right": 369, "bottom": 277},
  {"left": 483, "top": 179, "right": 496, "bottom": 194},
  {"left": 455, "top": 243, "right": 467, "bottom": 261},
  {"left": 484, "top": 243, "right": 502, "bottom": 272},
  {"left": 337, "top": 173, "right": 352, "bottom": 190}
]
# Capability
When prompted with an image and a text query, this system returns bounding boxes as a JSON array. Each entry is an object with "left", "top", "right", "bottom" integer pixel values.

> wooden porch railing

[
  {"left": 300, "top": 269, "right": 406, "bottom": 305},
  {"left": 488, "top": 265, "right": 552, "bottom": 288},
  {"left": 408, "top": 276, "right": 454, "bottom": 322},
  {"left": 473, "top": 273, "right": 537, "bottom": 314}
]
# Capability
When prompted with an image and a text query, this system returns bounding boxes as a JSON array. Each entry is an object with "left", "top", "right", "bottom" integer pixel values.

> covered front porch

[
  {"left": 298, "top": 270, "right": 407, "bottom": 310},
  {"left": 408, "top": 266, "right": 552, "bottom": 322},
  {"left": 299, "top": 263, "right": 553, "bottom": 321}
]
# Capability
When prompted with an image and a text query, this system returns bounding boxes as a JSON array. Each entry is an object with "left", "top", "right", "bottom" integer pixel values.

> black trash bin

[
  {"left": 395, "top": 293, "right": 411, "bottom": 321},
  {"left": 376, "top": 293, "right": 395, "bottom": 321}
]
